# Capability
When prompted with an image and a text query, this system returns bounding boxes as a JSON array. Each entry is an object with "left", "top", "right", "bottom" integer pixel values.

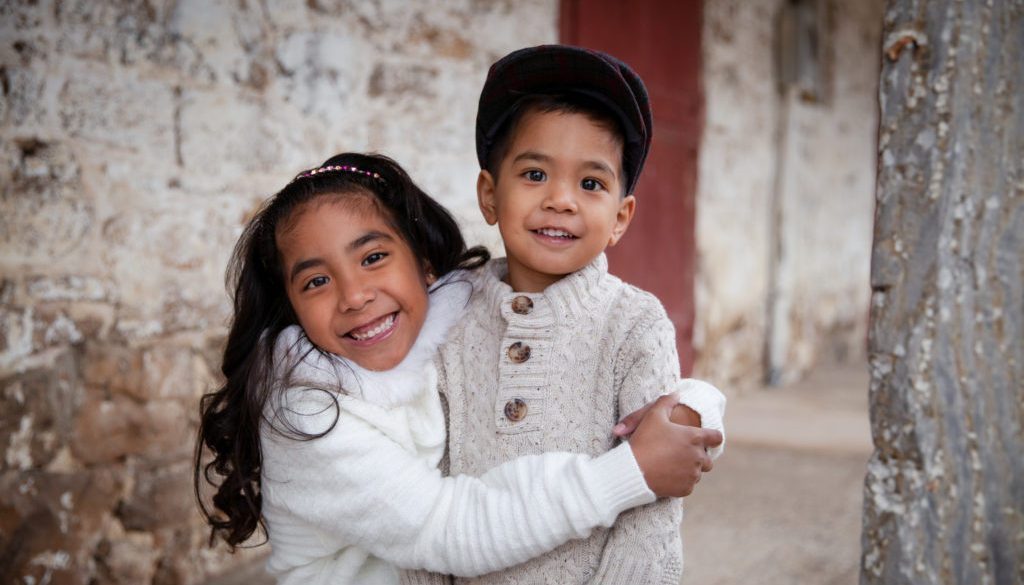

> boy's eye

[
  {"left": 362, "top": 252, "right": 387, "bottom": 266},
  {"left": 525, "top": 169, "right": 546, "bottom": 182},
  {"left": 304, "top": 276, "right": 329, "bottom": 290},
  {"left": 581, "top": 178, "right": 603, "bottom": 191}
]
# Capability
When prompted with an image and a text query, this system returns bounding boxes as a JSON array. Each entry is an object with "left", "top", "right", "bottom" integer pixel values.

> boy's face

[{"left": 477, "top": 109, "right": 635, "bottom": 292}]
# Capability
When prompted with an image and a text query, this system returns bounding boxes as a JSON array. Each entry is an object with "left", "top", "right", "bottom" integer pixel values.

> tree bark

[{"left": 864, "top": 1, "right": 1024, "bottom": 584}]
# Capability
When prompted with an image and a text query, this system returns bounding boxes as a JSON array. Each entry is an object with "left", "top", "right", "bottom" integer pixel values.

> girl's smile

[
  {"left": 277, "top": 194, "right": 430, "bottom": 371},
  {"left": 345, "top": 312, "right": 397, "bottom": 343}
]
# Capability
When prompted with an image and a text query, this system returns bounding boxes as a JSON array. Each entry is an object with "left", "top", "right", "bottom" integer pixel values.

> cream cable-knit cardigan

[
  {"left": 259, "top": 274, "right": 657, "bottom": 585},
  {"left": 423, "top": 255, "right": 726, "bottom": 585}
]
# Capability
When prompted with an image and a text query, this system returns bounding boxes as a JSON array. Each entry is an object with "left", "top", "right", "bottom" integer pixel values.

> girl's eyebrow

[
  {"left": 347, "top": 230, "right": 392, "bottom": 252},
  {"left": 288, "top": 230, "right": 394, "bottom": 284},
  {"left": 289, "top": 258, "right": 324, "bottom": 284}
]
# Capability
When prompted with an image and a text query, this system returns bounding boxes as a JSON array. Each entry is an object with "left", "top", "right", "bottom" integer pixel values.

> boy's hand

[
  {"left": 613, "top": 399, "right": 702, "bottom": 437},
  {"left": 627, "top": 394, "right": 723, "bottom": 498}
]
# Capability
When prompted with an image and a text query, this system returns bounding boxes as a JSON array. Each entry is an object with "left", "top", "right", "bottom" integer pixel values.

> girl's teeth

[
  {"left": 351, "top": 314, "right": 394, "bottom": 340},
  {"left": 537, "top": 228, "right": 573, "bottom": 238}
]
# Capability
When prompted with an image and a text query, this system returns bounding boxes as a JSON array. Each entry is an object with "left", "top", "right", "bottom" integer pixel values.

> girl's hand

[{"left": 626, "top": 393, "right": 723, "bottom": 498}]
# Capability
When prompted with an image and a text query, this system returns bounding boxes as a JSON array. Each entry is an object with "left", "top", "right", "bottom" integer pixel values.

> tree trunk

[{"left": 864, "top": 1, "right": 1024, "bottom": 584}]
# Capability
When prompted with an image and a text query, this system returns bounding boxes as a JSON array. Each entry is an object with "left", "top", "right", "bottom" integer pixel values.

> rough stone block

[
  {"left": 117, "top": 461, "right": 194, "bottom": 532},
  {"left": 1, "top": 355, "right": 81, "bottom": 472},
  {"left": 0, "top": 468, "right": 123, "bottom": 585},
  {"left": 0, "top": 139, "right": 94, "bottom": 264},
  {"left": 82, "top": 343, "right": 144, "bottom": 397},
  {"left": 59, "top": 69, "right": 175, "bottom": 157}
]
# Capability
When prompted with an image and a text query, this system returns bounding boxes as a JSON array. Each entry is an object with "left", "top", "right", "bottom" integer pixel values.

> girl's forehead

[{"left": 280, "top": 191, "right": 388, "bottom": 233}]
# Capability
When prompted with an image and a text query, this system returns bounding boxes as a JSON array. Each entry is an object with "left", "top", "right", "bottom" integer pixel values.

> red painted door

[{"left": 560, "top": 0, "right": 703, "bottom": 374}]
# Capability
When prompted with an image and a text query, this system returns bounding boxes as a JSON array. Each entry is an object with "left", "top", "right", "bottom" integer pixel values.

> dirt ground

[{"left": 681, "top": 364, "right": 872, "bottom": 585}]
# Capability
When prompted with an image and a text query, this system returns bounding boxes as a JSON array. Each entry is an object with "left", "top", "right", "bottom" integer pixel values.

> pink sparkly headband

[{"left": 291, "top": 164, "right": 384, "bottom": 184}]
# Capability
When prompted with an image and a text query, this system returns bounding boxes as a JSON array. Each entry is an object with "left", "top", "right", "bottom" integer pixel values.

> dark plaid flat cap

[{"left": 475, "top": 44, "right": 653, "bottom": 195}]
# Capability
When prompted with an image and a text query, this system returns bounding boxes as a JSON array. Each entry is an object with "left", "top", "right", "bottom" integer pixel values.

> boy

[{"left": 420, "top": 46, "right": 725, "bottom": 583}]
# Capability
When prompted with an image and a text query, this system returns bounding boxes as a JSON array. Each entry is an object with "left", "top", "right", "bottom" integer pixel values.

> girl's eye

[
  {"left": 525, "top": 169, "right": 546, "bottom": 182},
  {"left": 581, "top": 178, "right": 603, "bottom": 191},
  {"left": 362, "top": 252, "right": 387, "bottom": 266},
  {"left": 304, "top": 276, "right": 329, "bottom": 290}
]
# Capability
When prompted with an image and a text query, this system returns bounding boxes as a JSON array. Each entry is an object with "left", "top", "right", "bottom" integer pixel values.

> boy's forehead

[{"left": 504, "top": 109, "right": 625, "bottom": 181}]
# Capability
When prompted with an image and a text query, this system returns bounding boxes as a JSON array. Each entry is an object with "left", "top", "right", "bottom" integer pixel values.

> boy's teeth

[
  {"left": 536, "top": 228, "right": 573, "bottom": 238},
  {"left": 350, "top": 314, "right": 395, "bottom": 340}
]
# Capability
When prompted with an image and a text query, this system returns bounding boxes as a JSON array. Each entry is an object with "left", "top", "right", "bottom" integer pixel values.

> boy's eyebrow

[
  {"left": 512, "top": 151, "right": 554, "bottom": 166},
  {"left": 288, "top": 230, "right": 393, "bottom": 283},
  {"left": 579, "top": 159, "right": 617, "bottom": 177},
  {"left": 512, "top": 151, "right": 617, "bottom": 177}
]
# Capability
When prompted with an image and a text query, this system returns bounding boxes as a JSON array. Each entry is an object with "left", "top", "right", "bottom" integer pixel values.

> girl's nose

[
  {"left": 542, "top": 181, "right": 578, "bottom": 213},
  {"left": 337, "top": 280, "right": 375, "bottom": 312}
]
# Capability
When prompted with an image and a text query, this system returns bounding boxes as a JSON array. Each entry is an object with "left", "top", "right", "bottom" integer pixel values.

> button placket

[{"left": 496, "top": 293, "right": 548, "bottom": 433}]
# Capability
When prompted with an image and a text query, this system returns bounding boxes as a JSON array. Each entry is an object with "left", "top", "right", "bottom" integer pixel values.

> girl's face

[{"left": 277, "top": 195, "right": 430, "bottom": 371}]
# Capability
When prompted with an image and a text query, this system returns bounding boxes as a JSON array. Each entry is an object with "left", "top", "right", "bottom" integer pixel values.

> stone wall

[
  {"left": 0, "top": 1, "right": 556, "bottom": 583},
  {"left": 694, "top": 0, "right": 882, "bottom": 388}
]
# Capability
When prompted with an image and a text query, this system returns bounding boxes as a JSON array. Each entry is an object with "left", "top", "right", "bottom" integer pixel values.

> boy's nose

[{"left": 542, "top": 182, "right": 578, "bottom": 213}]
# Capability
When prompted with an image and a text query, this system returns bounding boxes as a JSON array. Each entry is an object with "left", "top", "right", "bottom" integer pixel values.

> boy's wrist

[{"left": 669, "top": 404, "right": 701, "bottom": 427}]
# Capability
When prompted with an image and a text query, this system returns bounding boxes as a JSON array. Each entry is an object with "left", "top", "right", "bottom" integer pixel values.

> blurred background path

[{"left": 681, "top": 364, "right": 872, "bottom": 584}]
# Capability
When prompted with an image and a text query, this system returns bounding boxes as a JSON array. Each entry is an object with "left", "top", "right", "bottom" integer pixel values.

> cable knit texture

[
  {"left": 259, "top": 273, "right": 656, "bottom": 585},
  {"left": 408, "top": 254, "right": 726, "bottom": 585}
]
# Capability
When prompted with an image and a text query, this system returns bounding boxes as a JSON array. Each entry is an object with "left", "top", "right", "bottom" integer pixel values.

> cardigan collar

[{"left": 477, "top": 253, "right": 614, "bottom": 320}]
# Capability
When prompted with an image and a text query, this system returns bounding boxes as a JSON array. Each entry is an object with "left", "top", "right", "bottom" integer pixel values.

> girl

[{"left": 194, "top": 153, "right": 714, "bottom": 585}]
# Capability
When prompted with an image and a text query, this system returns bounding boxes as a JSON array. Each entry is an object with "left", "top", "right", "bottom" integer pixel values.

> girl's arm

[{"left": 261, "top": 387, "right": 681, "bottom": 577}]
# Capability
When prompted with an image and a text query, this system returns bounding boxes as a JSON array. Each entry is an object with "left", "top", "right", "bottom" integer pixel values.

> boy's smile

[
  {"left": 477, "top": 109, "right": 635, "bottom": 292},
  {"left": 277, "top": 195, "right": 430, "bottom": 371}
]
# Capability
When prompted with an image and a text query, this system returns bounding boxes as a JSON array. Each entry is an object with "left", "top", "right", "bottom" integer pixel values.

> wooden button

[
  {"left": 511, "top": 295, "right": 534, "bottom": 315},
  {"left": 507, "top": 341, "right": 531, "bottom": 363},
  {"left": 504, "top": 398, "right": 528, "bottom": 422}
]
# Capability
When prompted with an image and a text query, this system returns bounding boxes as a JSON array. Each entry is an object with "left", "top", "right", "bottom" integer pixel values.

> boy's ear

[
  {"left": 608, "top": 195, "right": 636, "bottom": 247},
  {"left": 477, "top": 170, "right": 499, "bottom": 225}
]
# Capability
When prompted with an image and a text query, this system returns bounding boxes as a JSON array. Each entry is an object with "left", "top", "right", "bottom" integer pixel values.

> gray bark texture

[{"left": 864, "top": 1, "right": 1024, "bottom": 584}]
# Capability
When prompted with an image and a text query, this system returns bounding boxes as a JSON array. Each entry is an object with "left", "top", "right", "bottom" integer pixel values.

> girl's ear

[
  {"left": 607, "top": 195, "right": 636, "bottom": 247},
  {"left": 423, "top": 261, "right": 437, "bottom": 285},
  {"left": 477, "top": 170, "right": 499, "bottom": 226}
]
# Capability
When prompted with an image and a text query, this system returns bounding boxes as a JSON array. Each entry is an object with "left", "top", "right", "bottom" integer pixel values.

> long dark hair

[{"left": 194, "top": 152, "right": 488, "bottom": 549}]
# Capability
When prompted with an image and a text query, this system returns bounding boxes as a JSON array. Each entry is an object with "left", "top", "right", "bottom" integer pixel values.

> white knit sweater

[
  {"left": 259, "top": 275, "right": 656, "bottom": 585},
  {"left": 426, "top": 255, "right": 726, "bottom": 585}
]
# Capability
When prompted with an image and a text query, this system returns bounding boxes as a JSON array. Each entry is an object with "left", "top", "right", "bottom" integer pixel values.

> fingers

[
  {"left": 701, "top": 428, "right": 724, "bottom": 448},
  {"left": 649, "top": 392, "right": 682, "bottom": 417},
  {"left": 612, "top": 392, "right": 678, "bottom": 437}
]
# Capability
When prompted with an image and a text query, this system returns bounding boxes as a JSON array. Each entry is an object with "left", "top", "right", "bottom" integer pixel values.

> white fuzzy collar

[{"left": 273, "top": 272, "right": 471, "bottom": 408}]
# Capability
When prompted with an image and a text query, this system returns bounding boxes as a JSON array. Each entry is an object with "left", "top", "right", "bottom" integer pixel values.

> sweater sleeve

[
  {"left": 586, "top": 298, "right": 698, "bottom": 585},
  {"left": 260, "top": 387, "right": 655, "bottom": 577},
  {"left": 676, "top": 377, "right": 727, "bottom": 459}
]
